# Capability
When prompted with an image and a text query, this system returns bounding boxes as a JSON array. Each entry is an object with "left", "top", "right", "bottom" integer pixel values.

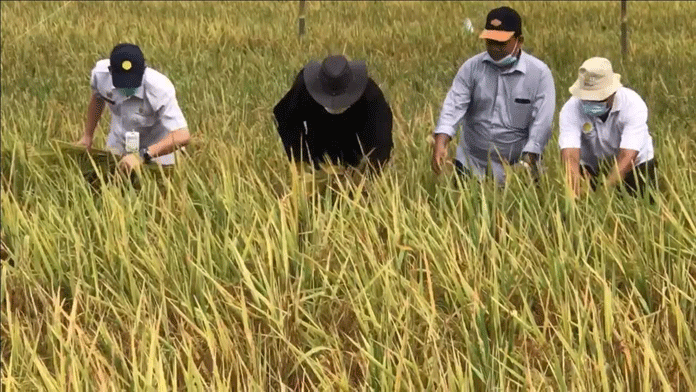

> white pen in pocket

[{"left": 125, "top": 131, "right": 140, "bottom": 155}]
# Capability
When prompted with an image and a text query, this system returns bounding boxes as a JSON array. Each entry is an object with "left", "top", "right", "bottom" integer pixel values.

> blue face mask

[
  {"left": 582, "top": 101, "right": 610, "bottom": 117},
  {"left": 491, "top": 41, "right": 519, "bottom": 68},
  {"left": 119, "top": 87, "right": 138, "bottom": 97}
]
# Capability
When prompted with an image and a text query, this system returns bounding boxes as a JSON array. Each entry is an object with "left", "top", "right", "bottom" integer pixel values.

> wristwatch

[{"left": 140, "top": 147, "right": 152, "bottom": 164}]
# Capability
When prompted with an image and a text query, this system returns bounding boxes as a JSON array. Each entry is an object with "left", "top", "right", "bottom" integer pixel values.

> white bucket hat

[{"left": 569, "top": 57, "right": 622, "bottom": 101}]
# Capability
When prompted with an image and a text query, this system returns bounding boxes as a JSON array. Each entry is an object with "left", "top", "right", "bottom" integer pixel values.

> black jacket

[{"left": 273, "top": 69, "right": 393, "bottom": 171}]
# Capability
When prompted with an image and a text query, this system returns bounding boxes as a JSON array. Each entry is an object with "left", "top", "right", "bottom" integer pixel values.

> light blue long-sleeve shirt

[{"left": 433, "top": 50, "right": 556, "bottom": 184}]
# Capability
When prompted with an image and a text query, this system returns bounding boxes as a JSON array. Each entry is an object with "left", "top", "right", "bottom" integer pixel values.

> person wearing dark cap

[
  {"left": 272, "top": 55, "right": 393, "bottom": 177},
  {"left": 76, "top": 43, "right": 190, "bottom": 172},
  {"left": 432, "top": 6, "right": 556, "bottom": 186}
]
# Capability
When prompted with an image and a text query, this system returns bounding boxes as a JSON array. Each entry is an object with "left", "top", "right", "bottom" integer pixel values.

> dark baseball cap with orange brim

[{"left": 478, "top": 6, "right": 522, "bottom": 42}]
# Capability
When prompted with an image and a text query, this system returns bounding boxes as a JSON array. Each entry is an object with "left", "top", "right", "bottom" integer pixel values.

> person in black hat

[
  {"left": 432, "top": 6, "right": 556, "bottom": 186},
  {"left": 272, "top": 55, "right": 394, "bottom": 178},
  {"left": 76, "top": 43, "right": 190, "bottom": 173}
]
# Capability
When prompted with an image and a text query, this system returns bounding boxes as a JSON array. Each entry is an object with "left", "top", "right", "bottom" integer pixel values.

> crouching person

[
  {"left": 76, "top": 43, "right": 190, "bottom": 175},
  {"left": 559, "top": 57, "right": 657, "bottom": 200},
  {"left": 273, "top": 54, "right": 394, "bottom": 188}
]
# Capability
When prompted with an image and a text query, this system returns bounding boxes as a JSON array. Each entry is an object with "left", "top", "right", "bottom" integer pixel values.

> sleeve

[
  {"left": 272, "top": 71, "right": 309, "bottom": 163},
  {"left": 90, "top": 67, "right": 99, "bottom": 94},
  {"left": 619, "top": 97, "right": 649, "bottom": 152},
  {"left": 523, "top": 66, "right": 556, "bottom": 155},
  {"left": 157, "top": 85, "right": 188, "bottom": 132},
  {"left": 357, "top": 82, "right": 394, "bottom": 169},
  {"left": 433, "top": 60, "right": 474, "bottom": 137},
  {"left": 90, "top": 65, "right": 106, "bottom": 101},
  {"left": 558, "top": 99, "right": 582, "bottom": 150}
]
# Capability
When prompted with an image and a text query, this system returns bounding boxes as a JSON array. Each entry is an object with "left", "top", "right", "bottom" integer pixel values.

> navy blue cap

[{"left": 109, "top": 43, "right": 145, "bottom": 88}]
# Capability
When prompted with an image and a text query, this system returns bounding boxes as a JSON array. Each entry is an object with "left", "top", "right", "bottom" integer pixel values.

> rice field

[{"left": 1, "top": 1, "right": 695, "bottom": 390}]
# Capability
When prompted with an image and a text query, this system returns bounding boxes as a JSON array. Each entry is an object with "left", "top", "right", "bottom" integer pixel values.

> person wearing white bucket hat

[{"left": 559, "top": 57, "right": 657, "bottom": 199}]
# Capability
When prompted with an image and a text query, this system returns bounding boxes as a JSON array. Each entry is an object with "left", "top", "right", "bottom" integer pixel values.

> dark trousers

[
  {"left": 454, "top": 159, "right": 472, "bottom": 178},
  {"left": 454, "top": 158, "right": 658, "bottom": 200},
  {"left": 580, "top": 159, "right": 658, "bottom": 199}
]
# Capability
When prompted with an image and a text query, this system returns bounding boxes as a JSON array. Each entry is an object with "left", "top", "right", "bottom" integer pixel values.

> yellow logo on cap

[
  {"left": 122, "top": 60, "right": 132, "bottom": 71},
  {"left": 491, "top": 19, "right": 502, "bottom": 27}
]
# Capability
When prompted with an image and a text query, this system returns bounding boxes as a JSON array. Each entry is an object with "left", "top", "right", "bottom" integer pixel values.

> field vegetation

[{"left": 1, "top": 1, "right": 695, "bottom": 390}]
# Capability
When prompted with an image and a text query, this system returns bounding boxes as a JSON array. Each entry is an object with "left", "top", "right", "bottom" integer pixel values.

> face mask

[
  {"left": 324, "top": 106, "right": 349, "bottom": 115},
  {"left": 582, "top": 101, "right": 610, "bottom": 117},
  {"left": 491, "top": 41, "right": 519, "bottom": 68},
  {"left": 119, "top": 87, "right": 138, "bottom": 97}
]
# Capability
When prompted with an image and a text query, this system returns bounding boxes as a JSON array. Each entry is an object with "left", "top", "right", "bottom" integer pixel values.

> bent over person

[
  {"left": 273, "top": 55, "right": 393, "bottom": 175},
  {"left": 559, "top": 57, "right": 657, "bottom": 199},
  {"left": 76, "top": 43, "right": 190, "bottom": 172},
  {"left": 432, "top": 6, "right": 556, "bottom": 185}
]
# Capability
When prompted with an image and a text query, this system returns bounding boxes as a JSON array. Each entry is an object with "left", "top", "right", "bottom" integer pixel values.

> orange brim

[{"left": 478, "top": 29, "right": 514, "bottom": 42}]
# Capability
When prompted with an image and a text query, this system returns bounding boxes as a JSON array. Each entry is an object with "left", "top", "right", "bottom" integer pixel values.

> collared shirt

[
  {"left": 433, "top": 50, "right": 556, "bottom": 183},
  {"left": 273, "top": 69, "right": 393, "bottom": 170},
  {"left": 558, "top": 87, "right": 654, "bottom": 173},
  {"left": 90, "top": 59, "right": 188, "bottom": 165}
]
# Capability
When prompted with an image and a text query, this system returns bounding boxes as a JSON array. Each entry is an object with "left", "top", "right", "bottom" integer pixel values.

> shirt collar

[
  {"left": 608, "top": 88, "right": 622, "bottom": 114},
  {"left": 482, "top": 50, "right": 527, "bottom": 74},
  {"left": 108, "top": 75, "right": 146, "bottom": 103}
]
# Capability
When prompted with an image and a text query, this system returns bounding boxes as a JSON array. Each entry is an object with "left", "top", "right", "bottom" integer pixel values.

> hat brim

[
  {"left": 303, "top": 60, "right": 368, "bottom": 110},
  {"left": 112, "top": 70, "right": 144, "bottom": 88},
  {"left": 569, "top": 73, "right": 622, "bottom": 101},
  {"left": 479, "top": 29, "right": 515, "bottom": 42}
]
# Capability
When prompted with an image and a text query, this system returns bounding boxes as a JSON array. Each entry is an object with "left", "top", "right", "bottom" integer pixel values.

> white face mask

[{"left": 324, "top": 106, "right": 349, "bottom": 115}]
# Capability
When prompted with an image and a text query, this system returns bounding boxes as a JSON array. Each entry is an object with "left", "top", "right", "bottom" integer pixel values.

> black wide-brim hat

[{"left": 303, "top": 55, "right": 368, "bottom": 110}]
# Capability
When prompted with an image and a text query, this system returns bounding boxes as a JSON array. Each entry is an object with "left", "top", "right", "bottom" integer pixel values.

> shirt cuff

[
  {"left": 522, "top": 140, "right": 543, "bottom": 155},
  {"left": 433, "top": 126, "right": 456, "bottom": 138},
  {"left": 161, "top": 119, "right": 188, "bottom": 132},
  {"left": 558, "top": 135, "right": 582, "bottom": 150},
  {"left": 619, "top": 138, "right": 643, "bottom": 152}
]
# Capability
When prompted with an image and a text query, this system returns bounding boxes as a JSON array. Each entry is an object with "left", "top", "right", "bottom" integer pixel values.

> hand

[
  {"left": 518, "top": 153, "right": 540, "bottom": 182},
  {"left": 119, "top": 153, "right": 142, "bottom": 173},
  {"left": 567, "top": 172, "right": 591, "bottom": 199},
  {"left": 602, "top": 172, "right": 621, "bottom": 191},
  {"left": 520, "top": 152, "right": 539, "bottom": 166},
  {"left": 75, "top": 135, "right": 93, "bottom": 150},
  {"left": 506, "top": 153, "right": 537, "bottom": 182},
  {"left": 431, "top": 136, "right": 450, "bottom": 175}
]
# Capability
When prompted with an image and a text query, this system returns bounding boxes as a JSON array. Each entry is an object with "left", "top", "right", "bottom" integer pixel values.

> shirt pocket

[
  {"left": 508, "top": 98, "right": 533, "bottom": 129},
  {"left": 99, "top": 91, "right": 120, "bottom": 115},
  {"left": 580, "top": 125, "right": 601, "bottom": 152},
  {"left": 131, "top": 105, "right": 157, "bottom": 129},
  {"left": 580, "top": 122, "right": 597, "bottom": 140}
]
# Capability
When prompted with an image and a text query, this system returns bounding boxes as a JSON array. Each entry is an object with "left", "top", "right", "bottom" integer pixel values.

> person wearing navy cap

[
  {"left": 432, "top": 6, "right": 556, "bottom": 186},
  {"left": 76, "top": 43, "right": 190, "bottom": 173}
]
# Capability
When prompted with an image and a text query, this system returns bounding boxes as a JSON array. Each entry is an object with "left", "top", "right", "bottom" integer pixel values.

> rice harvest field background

[{"left": 2, "top": 1, "right": 695, "bottom": 390}]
